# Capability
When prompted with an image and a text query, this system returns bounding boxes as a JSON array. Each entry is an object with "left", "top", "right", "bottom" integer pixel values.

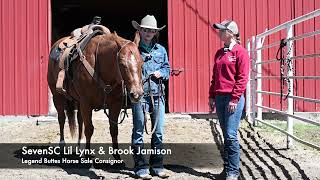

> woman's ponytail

[{"left": 235, "top": 33, "right": 241, "bottom": 44}]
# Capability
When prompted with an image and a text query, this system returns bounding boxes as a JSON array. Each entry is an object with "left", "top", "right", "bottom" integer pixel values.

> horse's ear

[
  {"left": 114, "top": 31, "right": 118, "bottom": 37},
  {"left": 133, "top": 31, "right": 140, "bottom": 45}
]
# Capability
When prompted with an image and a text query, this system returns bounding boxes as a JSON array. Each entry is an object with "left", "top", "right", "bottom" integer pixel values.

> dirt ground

[{"left": 0, "top": 111, "right": 319, "bottom": 180}]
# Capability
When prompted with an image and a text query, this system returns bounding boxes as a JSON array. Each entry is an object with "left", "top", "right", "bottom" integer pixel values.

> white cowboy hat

[{"left": 132, "top": 15, "right": 166, "bottom": 31}]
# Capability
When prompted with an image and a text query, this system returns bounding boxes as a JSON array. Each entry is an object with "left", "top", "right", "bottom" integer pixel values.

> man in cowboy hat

[{"left": 131, "top": 15, "right": 170, "bottom": 179}]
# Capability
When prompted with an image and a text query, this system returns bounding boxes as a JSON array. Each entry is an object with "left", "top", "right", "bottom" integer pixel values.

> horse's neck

[{"left": 98, "top": 36, "right": 123, "bottom": 83}]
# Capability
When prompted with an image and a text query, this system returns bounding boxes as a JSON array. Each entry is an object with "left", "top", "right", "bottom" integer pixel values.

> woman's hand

[
  {"left": 228, "top": 102, "right": 237, "bottom": 113},
  {"left": 153, "top": 71, "right": 162, "bottom": 78},
  {"left": 208, "top": 98, "right": 215, "bottom": 112}
]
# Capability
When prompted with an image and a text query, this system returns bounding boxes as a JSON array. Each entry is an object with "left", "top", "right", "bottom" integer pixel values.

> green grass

[
  {"left": 294, "top": 123, "right": 320, "bottom": 144},
  {"left": 255, "top": 120, "right": 320, "bottom": 148}
]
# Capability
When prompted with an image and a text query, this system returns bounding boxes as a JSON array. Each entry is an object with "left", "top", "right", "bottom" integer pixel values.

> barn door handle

[{"left": 170, "top": 68, "right": 184, "bottom": 76}]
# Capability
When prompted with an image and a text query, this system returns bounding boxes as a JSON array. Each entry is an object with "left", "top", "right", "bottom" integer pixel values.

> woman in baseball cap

[{"left": 209, "top": 20, "right": 249, "bottom": 180}]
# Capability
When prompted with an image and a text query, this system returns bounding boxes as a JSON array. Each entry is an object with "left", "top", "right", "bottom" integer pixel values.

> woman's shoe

[
  {"left": 156, "top": 171, "right": 169, "bottom": 178},
  {"left": 226, "top": 175, "right": 239, "bottom": 180},
  {"left": 150, "top": 168, "right": 170, "bottom": 178},
  {"left": 135, "top": 169, "right": 152, "bottom": 179},
  {"left": 137, "top": 174, "right": 152, "bottom": 180}
]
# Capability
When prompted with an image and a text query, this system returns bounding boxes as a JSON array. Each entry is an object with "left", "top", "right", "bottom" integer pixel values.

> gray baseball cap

[{"left": 213, "top": 20, "right": 239, "bottom": 35}]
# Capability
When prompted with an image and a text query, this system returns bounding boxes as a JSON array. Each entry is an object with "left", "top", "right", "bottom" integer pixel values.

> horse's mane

[
  {"left": 61, "top": 32, "right": 139, "bottom": 67},
  {"left": 97, "top": 32, "right": 127, "bottom": 45},
  {"left": 97, "top": 32, "right": 141, "bottom": 62}
]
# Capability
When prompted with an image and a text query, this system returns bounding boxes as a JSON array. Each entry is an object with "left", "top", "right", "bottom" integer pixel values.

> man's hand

[
  {"left": 153, "top": 71, "right": 162, "bottom": 78},
  {"left": 208, "top": 98, "right": 215, "bottom": 112},
  {"left": 228, "top": 102, "right": 237, "bottom": 113}
]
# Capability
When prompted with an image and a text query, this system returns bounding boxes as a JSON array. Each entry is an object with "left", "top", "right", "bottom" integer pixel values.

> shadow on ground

[{"left": 208, "top": 118, "right": 312, "bottom": 180}]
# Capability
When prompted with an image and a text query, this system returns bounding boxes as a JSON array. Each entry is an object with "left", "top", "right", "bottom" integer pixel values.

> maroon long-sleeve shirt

[{"left": 209, "top": 44, "right": 249, "bottom": 103}]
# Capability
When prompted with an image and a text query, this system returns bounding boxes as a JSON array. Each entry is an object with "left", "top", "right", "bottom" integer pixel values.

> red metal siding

[
  {"left": 316, "top": 0, "right": 320, "bottom": 112},
  {"left": 294, "top": 0, "right": 320, "bottom": 112},
  {"left": 185, "top": 0, "right": 198, "bottom": 112},
  {"left": 295, "top": 0, "right": 304, "bottom": 112},
  {"left": 168, "top": 0, "right": 320, "bottom": 113},
  {"left": 0, "top": 0, "right": 50, "bottom": 115},
  {"left": 302, "top": 0, "right": 316, "bottom": 112}
]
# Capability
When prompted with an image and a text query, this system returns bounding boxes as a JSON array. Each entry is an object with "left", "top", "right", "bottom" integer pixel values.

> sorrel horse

[{"left": 47, "top": 32, "right": 144, "bottom": 160}]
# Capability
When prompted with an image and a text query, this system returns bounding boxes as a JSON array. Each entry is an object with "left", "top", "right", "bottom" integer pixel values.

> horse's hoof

[
  {"left": 59, "top": 140, "right": 66, "bottom": 145},
  {"left": 58, "top": 141, "right": 66, "bottom": 156},
  {"left": 77, "top": 139, "right": 86, "bottom": 148}
]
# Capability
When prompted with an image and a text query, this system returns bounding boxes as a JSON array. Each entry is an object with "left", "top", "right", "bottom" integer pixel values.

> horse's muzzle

[{"left": 129, "top": 91, "right": 143, "bottom": 103}]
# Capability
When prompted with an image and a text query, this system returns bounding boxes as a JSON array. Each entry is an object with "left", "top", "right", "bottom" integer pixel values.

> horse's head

[{"left": 115, "top": 34, "right": 144, "bottom": 103}]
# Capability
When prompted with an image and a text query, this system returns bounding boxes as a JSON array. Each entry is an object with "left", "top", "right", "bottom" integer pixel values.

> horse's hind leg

[
  {"left": 52, "top": 94, "right": 67, "bottom": 145},
  {"left": 76, "top": 107, "right": 85, "bottom": 146}
]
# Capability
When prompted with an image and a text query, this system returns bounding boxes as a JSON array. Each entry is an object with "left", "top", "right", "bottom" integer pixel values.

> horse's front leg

[
  {"left": 109, "top": 102, "right": 122, "bottom": 161},
  {"left": 79, "top": 102, "right": 94, "bottom": 150}
]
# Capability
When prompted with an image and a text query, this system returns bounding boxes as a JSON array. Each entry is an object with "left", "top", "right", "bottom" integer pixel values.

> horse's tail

[{"left": 64, "top": 100, "right": 77, "bottom": 138}]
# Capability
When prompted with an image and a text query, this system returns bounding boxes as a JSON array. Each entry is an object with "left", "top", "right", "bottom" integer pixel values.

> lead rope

[
  {"left": 118, "top": 80, "right": 129, "bottom": 124},
  {"left": 276, "top": 38, "right": 293, "bottom": 111},
  {"left": 276, "top": 39, "right": 287, "bottom": 110},
  {"left": 102, "top": 85, "right": 113, "bottom": 118},
  {"left": 144, "top": 76, "right": 162, "bottom": 135}
]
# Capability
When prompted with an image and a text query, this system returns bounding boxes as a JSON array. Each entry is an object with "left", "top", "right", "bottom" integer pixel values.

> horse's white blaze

[
  {"left": 130, "top": 54, "right": 138, "bottom": 72},
  {"left": 130, "top": 54, "right": 135, "bottom": 61},
  {"left": 130, "top": 54, "right": 140, "bottom": 82}
]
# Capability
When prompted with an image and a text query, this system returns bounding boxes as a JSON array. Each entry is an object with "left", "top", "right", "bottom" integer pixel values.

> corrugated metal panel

[
  {"left": 184, "top": 0, "right": 197, "bottom": 112},
  {"left": 316, "top": 1, "right": 320, "bottom": 112},
  {"left": 294, "top": 0, "right": 304, "bottom": 112},
  {"left": 302, "top": 0, "right": 316, "bottom": 112},
  {"left": 293, "top": 0, "right": 319, "bottom": 112},
  {"left": 168, "top": 0, "right": 320, "bottom": 113},
  {"left": 0, "top": 0, "right": 50, "bottom": 115},
  {"left": 168, "top": 0, "right": 182, "bottom": 112},
  {"left": 196, "top": 0, "right": 210, "bottom": 112},
  {"left": 169, "top": 0, "right": 214, "bottom": 113},
  {"left": 267, "top": 0, "right": 279, "bottom": 110}
]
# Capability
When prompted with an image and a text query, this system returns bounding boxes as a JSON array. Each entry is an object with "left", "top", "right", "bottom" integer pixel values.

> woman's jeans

[
  {"left": 215, "top": 94, "right": 244, "bottom": 176},
  {"left": 131, "top": 96, "right": 165, "bottom": 173}
]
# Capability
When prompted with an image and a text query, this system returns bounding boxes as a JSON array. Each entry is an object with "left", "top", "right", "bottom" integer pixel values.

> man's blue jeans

[
  {"left": 215, "top": 94, "right": 244, "bottom": 176},
  {"left": 131, "top": 96, "right": 165, "bottom": 173}
]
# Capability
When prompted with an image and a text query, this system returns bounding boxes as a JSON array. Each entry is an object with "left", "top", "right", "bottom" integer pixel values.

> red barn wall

[
  {"left": 168, "top": 0, "right": 320, "bottom": 113},
  {"left": 0, "top": 0, "right": 50, "bottom": 115}
]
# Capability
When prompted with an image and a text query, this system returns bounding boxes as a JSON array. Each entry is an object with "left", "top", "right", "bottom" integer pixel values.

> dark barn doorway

[{"left": 51, "top": 0, "right": 169, "bottom": 112}]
